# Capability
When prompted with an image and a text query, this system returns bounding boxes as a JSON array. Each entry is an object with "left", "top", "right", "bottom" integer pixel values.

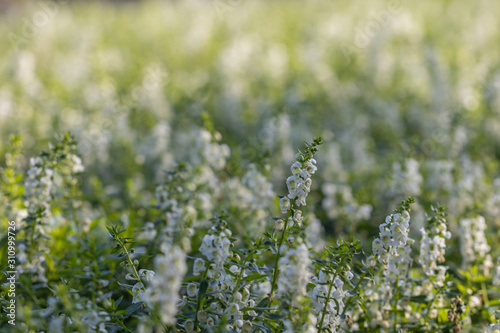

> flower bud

[
  {"left": 275, "top": 219, "right": 285, "bottom": 231},
  {"left": 197, "top": 310, "right": 207, "bottom": 323},
  {"left": 280, "top": 197, "right": 291, "bottom": 214},
  {"left": 187, "top": 283, "right": 198, "bottom": 297},
  {"left": 184, "top": 319, "right": 194, "bottom": 332}
]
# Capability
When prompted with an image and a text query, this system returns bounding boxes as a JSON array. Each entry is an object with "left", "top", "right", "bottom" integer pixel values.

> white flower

[
  {"left": 293, "top": 210, "right": 303, "bottom": 225},
  {"left": 310, "top": 269, "right": 345, "bottom": 332},
  {"left": 487, "top": 324, "right": 500, "bottom": 333},
  {"left": 372, "top": 238, "right": 383, "bottom": 256},
  {"left": 304, "top": 160, "right": 317, "bottom": 175},
  {"left": 199, "top": 231, "right": 231, "bottom": 272},
  {"left": 275, "top": 219, "right": 285, "bottom": 231},
  {"left": 229, "top": 265, "right": 240, "bottom": 274},
  {"left": 132, "top": 283, "right": 145, "bottom": 304},
  {"left": 280, "top": 197, "right": 291, "bottom": 214},
  {"left": 139, "top": 269, "right": 155, "bottom": 282},
  {"left": 242, "top": 321, "right": 252, "bottom": 333},
  {"left": 373, "top": 208, "right": 413, "bottom": 306},
  {"left": 142, "top": 246, "right": 187, "bottom": 325},
  {"left": 334, "top": 276, "right": 343, "bottom": 288},
  {"left": 291, "top": 162, "right": 302, "bottom": 175},
  {"left": 299, "top": 169, "right": 310, "bottom": 179},
  {"left": 286, "top": 176, "right": 301, "bottom": 198},
  {"left": 187, "top": 283, "right": 198, "bottom": 297},
  {"left": 277, "top": 244, "right": 311, "bottom": 302},
  {"left": 419, "top": 219, "right": 448, "bottom": 287},
  {"left": 282, "top": 149, "right": 319, "bottom": 213},
  {"left": 197, "top": 129, "right": 231, "bottom": 170},
  {"left": 193, "top": 258, "right": 206, "bottom": 276},
  {"left": 459, "top": 216, "right": 491, "bottom": 274},
  {"left": 184, "top": 319, "right": 195, "bottom": 332},
  {"left": 295, "top": 190, "right": 308, "bottom": 206},
  {"left": 197, "top": 310, "right": 207, "bottom": 323},
  {"left": 363, "top": 256, "right": 377, "bottom": 269}
]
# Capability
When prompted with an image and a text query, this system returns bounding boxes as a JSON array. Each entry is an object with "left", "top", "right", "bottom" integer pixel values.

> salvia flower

[
  {"left": 143, "top": 245, "right": 187, "bottom": 326},
  {"left": 419, "top": 206, "right": 450, "bottom": 287},
  {"left": 459, "top": 215, "right": 492, "bottom": 275},
  {"left": 277, "top": 243, "right": 312, "bottom": 302}
]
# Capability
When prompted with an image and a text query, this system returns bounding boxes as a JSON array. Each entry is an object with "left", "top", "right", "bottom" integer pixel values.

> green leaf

[
  {"left": 125, "top": 302, "right": 143, "bottom": 317},
  {"left": 242, "top": 273, "right": 268, "bottom": 282},
  {"left": 199, "top": 279, "right": 209, "bottom": 299},
  {"left": 409, "top": 295, "right": 429, "bottom": 303}
]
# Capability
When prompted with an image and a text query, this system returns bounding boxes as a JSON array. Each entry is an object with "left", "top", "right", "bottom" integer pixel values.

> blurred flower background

[
  {"left": 2, "top": 0, "right": 500, "bottom": 331},
  {"left": 2, "top": 0, "right": 500, "bottom": 240}
]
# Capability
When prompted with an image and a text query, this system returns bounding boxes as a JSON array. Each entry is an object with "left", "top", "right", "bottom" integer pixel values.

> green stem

[
  {"left": 393, "top": 276, "right": 399, "bottom": 333},
  {"left": 424, "top": 283, "right": 445, "bottom": 322},
  {"left": 117, "top": 319, "right": 133, "bottom": 333},
  {"left": 116, "top": 236, "right": 142, "bottom": 283},
  {"left": 269, "top": 199, "right": 294, "bottom": 299},
  {"left": 28, "top": 213, "right": 38, "bottom": 261},
  {"left": 481, "top": 281, "right": 490, "bottom": 306},
  {"left": 317, "top": 272, "right": 337, "bottom": 331},
  {"left": 112, "top": 229, "right": 169, "bottom": 331},
  {"left": 69, "top": 186, "right": 80, "bottom": 235},
  {"left": 342, "top": 272, "right": 366, "bottom": 315},
  {"left": 232, "top": 255, "right": 248, "bottom": 302},
  {"left": 193, "top": 263, "right": 210, "bottom": 331}
]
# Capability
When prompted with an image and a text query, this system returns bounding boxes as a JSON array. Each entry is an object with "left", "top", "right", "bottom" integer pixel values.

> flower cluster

[
  {"left": 370, "top": 198, "right": 414, "bottom": 326},
  {"left": 310, "top": 271, "right": 345, "bottom": 332},
  {"left": 18, "top": 134, "right": 83, "bottom": 283},
  {"left": 7, "top": 127, "right": 500, "bottom": 332},
  {"left": 283, "top": 159, "right": 316, "bottom": 207},
  {"left": 224, "top": 164, "right": 275, "bottom": 235},
  {"left": 199, "top": 218, "right": 232, "bottom": 274},
  {"left": 24, "top": 157, "right": 54, "bottom": 215},
  {"left": 459, "top": 215, "right": 493, "bottom": 275},
  {"left": 7, "top": 1, "right": 500, "bottom": 331},
  {"left": 277, "top": 243, "right": 312, "bottom": 302},
  {"left": 372, "top": 208, "right": 412, "bottom": 270},
  {"left": 179, "top": 214, "right": 265, "bottom": 333},
  {"left": 487, "top": 323, "right": 500, "bottom": 333},
  {"left": 143, "top": 245, "right": 187, "bottom": 326},
  {"left": 280, "top": 138, "right": 322, "bottom": 212},
  {"left": 197, "top": 129, "right": 230, "bottom": 171},
  {"left": 390, "top": 158, "right": 423, "bottom": 197},
  {"left": 419, "top": 206, "right": 450, "bottom": 287},
  {"left": 310, "top": 239, "right": 359, "bottom": 332},
  {"left": 321, "top": 183, "right": 372, "bottom": 225}
]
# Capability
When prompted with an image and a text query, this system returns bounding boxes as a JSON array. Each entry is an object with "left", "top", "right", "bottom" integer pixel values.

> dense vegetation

[{"left": 2, "top": 1, "right": 500, "bottom": 332}]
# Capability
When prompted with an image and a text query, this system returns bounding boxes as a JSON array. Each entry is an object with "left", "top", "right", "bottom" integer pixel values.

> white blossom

[
  {"left": 142, "top": 246, "right": 187, "bottom": 325},
  {"left": 459, "top": 216, "right": 492, "bottom": 275},
  {"left": 277, "top": 244, "right": 311, "bottom": 302}
]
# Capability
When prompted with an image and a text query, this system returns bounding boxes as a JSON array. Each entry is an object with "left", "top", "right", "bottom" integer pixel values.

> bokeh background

[{"left": 1, "top": 0, "right": 500, "bottom": 251}]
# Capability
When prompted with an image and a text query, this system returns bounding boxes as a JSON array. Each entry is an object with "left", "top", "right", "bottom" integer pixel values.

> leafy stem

[
  {"left": 342, "top": 272, "right": 367, "bottom": 315},
  {"left": 317, "top": 272, "right": 337, "bottom": 332},
  {"left": 269, "top": 199, "right": 295, "bottom": 299}
]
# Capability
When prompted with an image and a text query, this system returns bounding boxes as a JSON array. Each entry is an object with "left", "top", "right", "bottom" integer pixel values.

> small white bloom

[
  {"left": 193, "top": 258, "right": 206, "bottom": 276},
  {"left": 275, "top": 219, "right": 285, "bottom": 231},
  {"left": 187, "top": 283, "right": 198, "bottom": 297},
  {"left": 280, "top": 197, "right": 291, "bottom": 214},
  {"left": 184, "top": 319, "right": 195, "bottom": 332},
  {"left": 291, "top": 162, "right": 302, "bottom": 175}
]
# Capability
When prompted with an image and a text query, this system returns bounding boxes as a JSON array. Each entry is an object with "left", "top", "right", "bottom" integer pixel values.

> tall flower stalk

[
  {"left": 269, "top": 137, "right": 322, "bottom": 300},
  {"left": 371, "top": 197, "right": 414, "bottom": 332}
]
